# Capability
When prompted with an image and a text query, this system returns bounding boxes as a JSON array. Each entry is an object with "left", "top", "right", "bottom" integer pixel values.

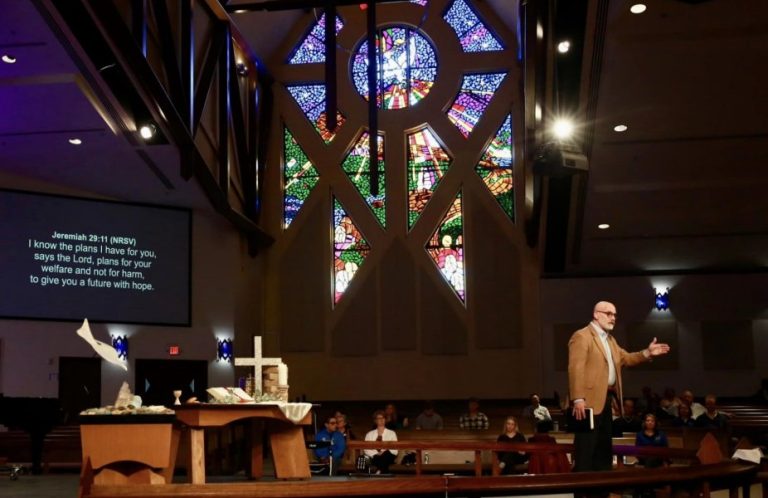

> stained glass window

[
  {"left": 407, "top": 128, "right": 451, "bottom": 228},
  {"left": 426, "top": 192, "right": 465, "bottom": 302},
  {"left": 447, "top": 72, "right": 506, "bottom": 137},
  {"left": 288, "top": 14, "right": 344, "bottom": 64},
  {"left": 283, "top": 127, "right": 320, "bottom": 229},
  {"left": 286, "top": 84, "right": 345, "bottom": 142},
  {"left": 443, "top": 0, "right": 504, "bottom": 52},
  {"left": 342, "top": 131, "right": 386, "bottom": 227},
  {"left": 333, "top": 197, "right": 371, "bottom": 304},
  {"left": 352, "top": 26, "right": 437, "bottom": 110},
  {"left": 475, "top": 115, "right": 514, "bottom": 221},
  {"left": 410, "top": 0, "right": 428, "bottom": 5}
]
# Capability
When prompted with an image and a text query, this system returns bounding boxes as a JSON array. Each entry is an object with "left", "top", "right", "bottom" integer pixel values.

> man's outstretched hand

[{"left": 647, "top": 337, "right": 671, "bottom": 356}]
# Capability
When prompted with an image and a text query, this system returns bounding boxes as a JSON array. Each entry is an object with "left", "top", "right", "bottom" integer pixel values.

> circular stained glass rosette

[{"left": 352, "top": 26, "right": 437, "bottom": 110}]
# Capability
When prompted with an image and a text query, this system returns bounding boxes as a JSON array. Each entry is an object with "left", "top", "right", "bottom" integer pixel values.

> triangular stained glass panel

[
  {"left": 407, "top": 128, "right": 452, "bottom": 228},
  {"left": 447, "top": 72, "right": 506, "bottom": 138},
  {"left": 443, "top": 0, "right": 504, "bottom": 52},
  {"left": 286, "top": 84, "right": 345, "bottom": 143},
  {"left": 342, "top": 131, "right": 386, "bottom": 227},
  {"left": 288, "top": 13, "right": 344, "bottom": 64},
  {"left": 425, "top": 192, "right": 465, "bottom": 303},
  {"left": 475, "top": 114, "right": 514, "bottom": 221},
  {"left": 333, "top": 197, "right": 371, "bottom": 305},
  {"left": 283, "top": 127, "right": 320, "bottom": 229}
]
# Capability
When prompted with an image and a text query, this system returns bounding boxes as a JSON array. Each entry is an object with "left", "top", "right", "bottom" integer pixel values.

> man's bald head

[{"left": 593, "top": 301, "right": 617, "bottom": 332}]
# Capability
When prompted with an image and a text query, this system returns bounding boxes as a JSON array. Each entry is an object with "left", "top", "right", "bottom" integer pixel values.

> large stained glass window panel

[
  {"left": 286, "top": 84, "right": 345, "bottom": 142},
  {"left": 475, "top": 115, "right": 514, "bottom": 221},
  {"left": 407, "top": 128, "right": 451, "bottom": 228},
  {"left": 333, "top": 198, "right": 371, "bottom": 304},
  {"left": 288, "top": 14, "right": 344, "bottom": 64},
  {"left": 443, "top": 0, "right": 504, "bottom": 52},
  {"left": 426, "top": 192, "right": 465, "bottom": 302},
  {"left": 342, "top": 131, "right": 386, "bottom": 227},
  {"left": 352, "top": 26, "right": 437, "bottom": 110},
  {"left": 283, "top": 127, "right": 320, "bottom": 228},
  {"left": 447, "top": 72, "right": 506, "bottom": 137}
]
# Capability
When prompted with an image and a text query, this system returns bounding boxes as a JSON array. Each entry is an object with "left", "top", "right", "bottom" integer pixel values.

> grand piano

[{"left": 0, "top": 395, "right": 63, "bottom": 474}]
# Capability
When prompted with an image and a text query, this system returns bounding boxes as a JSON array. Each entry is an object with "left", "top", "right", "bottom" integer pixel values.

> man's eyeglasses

[{"left": 596, "top": 310, "right": 617, "bottom": 318}]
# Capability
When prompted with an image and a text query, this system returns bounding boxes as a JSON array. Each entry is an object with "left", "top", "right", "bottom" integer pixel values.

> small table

[{"left": 173, "top": 404, "right": 312, "bottom": 483}]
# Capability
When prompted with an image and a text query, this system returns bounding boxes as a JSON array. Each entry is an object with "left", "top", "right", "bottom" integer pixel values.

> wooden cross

[{"left": 234, "top": 336, "right": 282, "bottom": 390}]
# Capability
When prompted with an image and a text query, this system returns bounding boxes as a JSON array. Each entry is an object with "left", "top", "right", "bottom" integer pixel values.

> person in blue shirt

[
  {"left": 635, "top": 413, "right": 668, "bottom": 468},
  {"left": 315, "top": 415, "right": 347, "bottom": 474}
]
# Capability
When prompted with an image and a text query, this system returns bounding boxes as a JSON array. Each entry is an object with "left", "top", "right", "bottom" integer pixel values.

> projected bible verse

[
  {"left": 28, "top": 232, "right": 158, "bottom": 292},
  {"left": 0, "top": 189, "right": 191, "bottom": 325}
]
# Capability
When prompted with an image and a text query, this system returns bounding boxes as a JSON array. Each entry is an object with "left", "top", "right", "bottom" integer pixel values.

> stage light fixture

[
  {"left": 655, "top": 288, "right": 670, "bottom": 311},
  {"left": 217, "top": 339, "right": 233, "bottom": 363},
  {"left": 552, "top": 118, "right": 575, "bottom": 140},
  {"left": 112, "top": 335, "right": 129, "bottom": 360},
  {"left": 613, "top": 124, "right": 628, "bottom": 132},
  {"left": 630, "top": 4, "right": 647, "bottom": 14},
  {"left": 557, "top": 41, "right": 571, "bottom": 54},
  {"left": 598, "top": 223, "right": 610, "bottom": 230},
  {"left": 139, "top": 124, "right": 156, "bottom": 140},
  {"left": 1, "top": 54, "right": 16, "bottom": 64},
  {"left": 68, "top": 138, "right": 82, "bottom": 145}
]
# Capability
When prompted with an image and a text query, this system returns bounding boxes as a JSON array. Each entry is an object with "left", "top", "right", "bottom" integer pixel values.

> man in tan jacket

[{"left": 568, "top": 301, "right": 670, "bottom": 471}]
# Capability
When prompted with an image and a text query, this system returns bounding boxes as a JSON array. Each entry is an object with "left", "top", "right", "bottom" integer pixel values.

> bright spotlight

[
  {"left": 552, "top": 119, "right": 575, "bottom": 140},
  {"left": 630, "top": 4, "right": 647, "bottom": 14},
  {"left": 613, "top": 124, "right": 628, "bottom": 133},
  {"left": 68, "top": 138, "right": 82, "bottom": 145},
  {"left": 557, "top": 41, "right": 570, "bottom": 54},
  {"left": 139, "top": 124, "right": 156, "bottom": 140},
  {"left": 1, "top": 54, "right": 17, "bottom": 64}
]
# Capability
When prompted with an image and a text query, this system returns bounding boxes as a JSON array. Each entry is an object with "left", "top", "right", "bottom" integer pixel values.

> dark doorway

[
  {"left": 58, "top": 357, "right": 101, "bottom": 423},
  {"left": 135, "top": 359, "right": 208, "bottom": 406}
]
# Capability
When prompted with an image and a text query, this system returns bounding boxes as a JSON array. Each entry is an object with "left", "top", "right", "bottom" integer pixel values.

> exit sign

[{"left": 168, "top": 345, "right": 181, "bottom": 356}]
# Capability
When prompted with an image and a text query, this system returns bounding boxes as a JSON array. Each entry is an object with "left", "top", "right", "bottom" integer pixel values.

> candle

[{"left": 278, "top": 362, "right": 288, "bottom": 386}]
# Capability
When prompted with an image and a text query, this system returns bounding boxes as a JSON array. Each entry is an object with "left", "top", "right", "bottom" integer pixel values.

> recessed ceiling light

[
  {"left": 557, "top": 41, "right": 571, "bottom": 54},
  {"left": 630, "top": 3, "right": 647, "bottom": 14},
  {"left": 598, "top": 223, "right": 610, "bottom": 230},
  {"left": 613, "top": 124, "right": 628, "bottom": 132},
  {"left": 68, "top": 138, "right": 82, "bottom": 145},
  {"left": 1, "top": 54, "right": 17, "bottom": 64}
]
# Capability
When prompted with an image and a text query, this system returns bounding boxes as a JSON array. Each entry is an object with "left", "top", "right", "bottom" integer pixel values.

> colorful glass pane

[
  {"left": 283, "top": 127, "right": 320, "bottom": 228},
  {"left": 475, "top": 115, "right": 514, "bottom": 221},
  {"left": 426, "top": 193, "right": 465, "bottom": 302},
  {"left": 286, "top": 84, "right": 345, "bottom": 142},
  {"left": 352, "top": 26, "right": 437, "bottom": 109},
  {"left": 288, "top": 14, "right": 344, "bottom": 64},
  {"left": 342, "top": 131, "right": 386, "bottom": 227},
  {"left": 410, "top": 0, "right": 428, "bottom": 5},
  {"left": 447, "top": 72, "right": 506, "bottom": 137},
  {"left": 443, "top": 0, "right": 504, "bottom": 52},
  {"left": 407, "top": 128, "right": 451, "bottom": 228},
  {"left": 333, "top": 198, "right": 371, "bottom": 304}
]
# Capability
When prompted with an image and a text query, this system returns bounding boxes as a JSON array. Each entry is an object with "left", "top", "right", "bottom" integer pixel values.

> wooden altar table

[{"left": 173, "top": 404, "right": 312, "bottom": 483}]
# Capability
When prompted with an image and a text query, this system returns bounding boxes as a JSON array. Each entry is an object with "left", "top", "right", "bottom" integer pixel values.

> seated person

[
  {"left": 384, "top": 403, "right": 408, "bottom": 430},
  {"left": 635, "top": 413, "right": 668, "bottom": 468},
  {"left": 521, "top": 393, "right": 553, "bottom": 432},
  {"left": 659, "top": 387, "right": 682, "bottom": 417},
  {"left": 497, "top": 416, "right": 527, "bottom": 474},
  {"left": 612, "top": 398, "right": 642, "bottom": 436},
  {"left": 314, "top": 415, "right": 346, "bottom": 474},
  {"left": 670, "top": 402, "right": 696, "bottom": 427},
  {"left": 364, "top": 410, "right": 398, "bottom": 474},
  {"left": 680, "top": 389, "right": 706, "bottom": 419},
  {"left": 694, "top": 394, "right": 729, "bottom": 430},
  {"left": 414, "top": 401, "right": 444, "bottom": 430},
  {"left": 336, "top": 412, "right": 356, "bottom": 441},
  {"left": 459, "top": 397, "right": 489, "bottom": 430}
]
